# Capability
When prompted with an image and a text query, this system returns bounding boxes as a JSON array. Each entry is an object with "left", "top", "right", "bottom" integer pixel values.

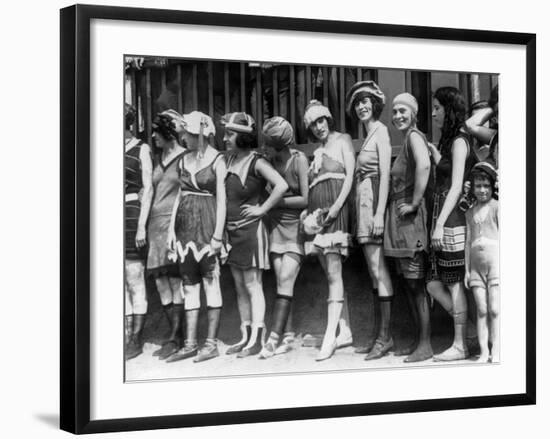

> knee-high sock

[
  {"left": 270, "top": 295, "right": 292, "bottom": 338},
  {"left": 378, "top": 296, "right": 393, "bottom": 341},
  {"left": 184, "top": 308, "right": 199, "bottom": 344}
]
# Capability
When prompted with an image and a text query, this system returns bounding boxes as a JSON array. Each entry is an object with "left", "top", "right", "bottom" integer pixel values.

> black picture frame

[{"left": 60, "top": 4, "right": 536, "bottom": 434}]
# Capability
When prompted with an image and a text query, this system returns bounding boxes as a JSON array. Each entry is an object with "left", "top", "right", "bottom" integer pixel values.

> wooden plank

[
  {"left": 356, "top": 68, "right": 362, "bottom": 82},
  {"left": 305, "top": 65, "right": 312, "bottom": 104},
  {"left": 176, "top": 64, "right": 183, "bottom": 114},
  {"left": 273, "top": 67, "right": 279, "bottom": 116},
  {"left": 192, "top": 64, "right": 198, "bottom": 110},
  {"left": 208, "top": 61, "right": 214, "bottom": 117},
  {"left": 322, "top": 67, "right": 329, "bottom": 107},
  {"left": 145, "top": 68, "right": 152, "bottom": 147},
  {"left": 130, "top": 69, "right": 137, "bottom": 136},
  {"left": 339, "top": 67, "right": 345, "bottom": 132},
  {"left": 289, "top": 65, "right": 296, "bottom": 132},
  {"left": 240, "top": 62, "right": 246, "bottom": 112},
  {"left": 161, "top": 69, "right": 166, "bottom": 92},
  {"left": 224, "top": 63, "right": 230, "bottom": 114},
  {"left": 256, "top": 68, "right": 262, "bottom": 142}
]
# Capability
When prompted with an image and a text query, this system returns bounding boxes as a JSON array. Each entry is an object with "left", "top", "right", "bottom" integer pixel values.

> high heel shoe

[{"left": 315, "top": 339, "right": 337, "bottom": 362}]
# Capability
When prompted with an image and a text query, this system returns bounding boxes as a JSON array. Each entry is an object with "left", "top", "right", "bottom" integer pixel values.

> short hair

[
  {"left": 306, "top": 116, "right": 336, "bottom": 142},
  {"left": 152, "top": 113, "right": 178, "bottom": 142},
  {"left": 468, "top": 100, "right": 489, "bottom": 117},
  {"left": 125, "top": 103, "right": 136, "bottom": 130},
  {"left": 235, "top": 130, "right": 258, "bottom": 149},
  {"left": 349, "top": 91, "right": 385, "bottom": 122},
  {"left": 469, "top": 168, "right": 498, "bottom": 199}
]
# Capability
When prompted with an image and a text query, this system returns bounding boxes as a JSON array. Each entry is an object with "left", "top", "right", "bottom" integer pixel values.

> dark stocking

[
  {"left": 378, "top": 296, "right": 393, "bottom": 342},
  {"left": 271, "top": 295, "right": 292, "bottom": 337}
]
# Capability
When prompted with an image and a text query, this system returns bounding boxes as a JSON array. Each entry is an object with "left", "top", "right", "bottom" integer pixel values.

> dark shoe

[
  {"left": 237, "top": 327, "right": 264, "bottom": 358},
  {"left": 393, "top": 341, "right": 417, "bottom": 357},
  {"left": 354, "top": 340, "right": 375, "bottom": 354},
  {"left": 125, "top": 336, "right": 143, "bottom": 361},
  {"left": 165, "top": 341, "right": 198, "bottom": 363},
  {"left": 404, "top": 345, "right": 434, "bottom": 363},
  {"left": 226, "top": 324, "right": 252, "bottom": 355},
  {"left": 193, "top": 340, "right": 219, "bottom": 363},
  {"left": 157, "top": 340, "right": 179, "bottom": 361},
  {"left": 152, "top": 339, "right": 174, "bottom": 357},
  {"left": 365, "top": 337, "right": 394, "bottom": 361}
]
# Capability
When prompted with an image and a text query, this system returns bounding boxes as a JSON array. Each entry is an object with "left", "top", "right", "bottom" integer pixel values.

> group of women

[{"left": 124, "top": 79, "right": 500, "bottom": 365}]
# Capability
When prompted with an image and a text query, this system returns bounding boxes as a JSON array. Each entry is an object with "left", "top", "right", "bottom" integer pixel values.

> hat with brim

[{"left": 345, "top": 81, "right": 386, "bottom": 116}]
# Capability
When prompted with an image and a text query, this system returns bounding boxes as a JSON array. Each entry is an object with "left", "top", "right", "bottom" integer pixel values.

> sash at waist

[
  {"left": 180, "top": 190, "right": 213, "bottom": 198},
  {"left": 309, "top": 172, "right": 345, "bottom": 189}
]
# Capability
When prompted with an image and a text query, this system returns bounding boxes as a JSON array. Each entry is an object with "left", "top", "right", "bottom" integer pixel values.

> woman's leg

[
  {"left": 166, "top": 282, "right": 200, "bottom": 362},
  {"left": 488, "top": 285, "right": 500, "bottom": 362},
  {"left": 404, "top": 279, "right": 433, "bottom": 362},
  {"left": 362, "top": 245, "right": 394, "bottom": 360},
  {"left": 125, "top": 260, "right": 148, "bottom": 360},
  {"left": 316, "top": 253, "right": 344, "bottom": 361},
  {"left": 318, "top": 254, "right": 352, "bottom": 348},
  {"left": 426, "top": 280, "right": 453, "bottom": 313},
  {"left": 194, "top": 272, "right": 223, "bottom": 362},
  {"left": 238, "top": 268, "right": 266, "bottom": 357},
  {"left": 472, "top": 286, "right": 490, "bottom": 362},
  {"left": 226, "top": 266, "right": 252, "bottom": 354},
  {"left": 260, "top": 253, "right": 301, "bottom": 358},
  {"left": 153, "top": 276, "right": 182, "bottom": 359},
  {"left": 434, "top": 281, "right": 469, "bottom": 361}
]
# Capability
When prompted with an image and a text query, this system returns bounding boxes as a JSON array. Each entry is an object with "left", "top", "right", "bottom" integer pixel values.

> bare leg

[
  {"left": 488, "top": 285, "right": 500, "bottom": 362},
  {"left": 427, "top": 280, "right": 453, "bottom": 313},
  {"left": 472, "top": 286, "right": 490, "bottom": 362},
  {"left": 404, "top": 279, "right": 433, "bottom": 362},
  {"left": 434, "top": 282, "right": 469, "bottom": 361}
]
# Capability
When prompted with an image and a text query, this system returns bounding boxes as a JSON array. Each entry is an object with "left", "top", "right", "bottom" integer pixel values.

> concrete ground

[{"left": 126, "top": 249, "right": 483, "bottom": 381}]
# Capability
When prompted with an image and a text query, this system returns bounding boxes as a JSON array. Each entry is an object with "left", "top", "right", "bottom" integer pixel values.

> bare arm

[
  {"left": 464, "top": 213, "right": 472, "bottom": 287},
  {"left": 279, "top": 153, "right": 309, "bottom": 209},
  {"left": 327, "top": 134, "right": 355, "bottom": 220},
  {"left": 431, "top": 138, "right": 468, "bottom": 250},
  {"left": 212, "top": 157, "right": 227, "bottom": 240},
  {"left": 427, "top": 141, "right": 442, "bottom": 165},
  {"left": 397, "top": 132, "right": 430, "bottom": 217},
  {"left": 241, "top": 158, "right": 288, "bottom": 218},
  {"left": 135, "top": 144, "right": 154, "bottom": 248},
  {"left": 375, "top": 128, "right": 391, "bottom": 218},
  {"left": 465, "top": 107, "right": 497, "bottom": 145},
  {"left": 410, "top": 132, "right": 431, "bottom": 208}
]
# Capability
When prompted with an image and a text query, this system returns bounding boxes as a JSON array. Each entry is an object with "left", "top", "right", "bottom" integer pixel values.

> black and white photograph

[{"left": 123, "top": 56, "right": 500, "bottom": 381}]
